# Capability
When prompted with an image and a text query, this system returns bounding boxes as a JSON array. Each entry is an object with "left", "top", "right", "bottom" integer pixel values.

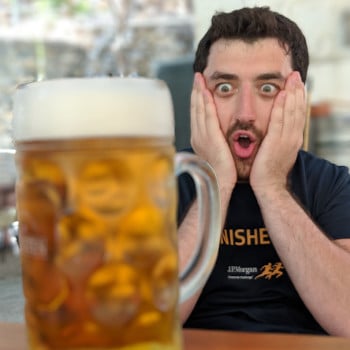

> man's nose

[{"left": 235, "top": 85, "right": 256, "bottom": 123}]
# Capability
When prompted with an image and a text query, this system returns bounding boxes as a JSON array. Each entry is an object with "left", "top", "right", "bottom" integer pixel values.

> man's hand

[
  {"left": 191, "top": 73, "right": 237, "bottom": 190},
  {"left": 250, "top": 71, "right": 306, "bottom": 195}
]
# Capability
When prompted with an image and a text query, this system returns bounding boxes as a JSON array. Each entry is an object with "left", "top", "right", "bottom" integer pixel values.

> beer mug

[{"left": 12, "top": 77, "right": 221, "bottom": 350}]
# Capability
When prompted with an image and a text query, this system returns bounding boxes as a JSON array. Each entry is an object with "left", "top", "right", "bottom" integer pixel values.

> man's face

[{"left": 203, "top": 38, "right": 293, "bottom": 180}]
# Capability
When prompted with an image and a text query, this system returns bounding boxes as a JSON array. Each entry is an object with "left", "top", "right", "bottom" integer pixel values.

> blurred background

[{"left": 0, "top": 0, "right": 350, "bottom": 321}]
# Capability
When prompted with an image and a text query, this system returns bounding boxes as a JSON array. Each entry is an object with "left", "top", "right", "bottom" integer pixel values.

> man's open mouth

[
  {"left": 232, "top": 131, "right": 256, "bottom": 159},
  {"left": 237, "top": 134, "right": 252, "bottom": 149}
]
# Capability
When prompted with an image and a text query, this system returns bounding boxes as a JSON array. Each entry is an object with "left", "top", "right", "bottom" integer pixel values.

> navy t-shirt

[{"left": 177, "top": 150, "right": 350, "bottom": 334}]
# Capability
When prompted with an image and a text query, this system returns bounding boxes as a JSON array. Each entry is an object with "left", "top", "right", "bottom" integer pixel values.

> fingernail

[
  {"left": 193, "top": 72, "right": 200, "bottom": 87},
  {"left": 294, "top": 71, "right": 302, "bottom": 83},
  {"left": 192, "top": 76, "right": 197, "bottom": 90},
  {"left": 290, "top": 73, "right": 298, "bottom": 87}
]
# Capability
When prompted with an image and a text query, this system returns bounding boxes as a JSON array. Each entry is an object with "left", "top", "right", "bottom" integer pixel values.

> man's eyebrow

[
  {"left": 208, "top": 71, "right": 286, "bottom": 82},
  {"left": 208, "top": 71, "right": 239, "bottom": 81},
  {"left": 255, "top": 72, "right": 285, "bottom": 81}
]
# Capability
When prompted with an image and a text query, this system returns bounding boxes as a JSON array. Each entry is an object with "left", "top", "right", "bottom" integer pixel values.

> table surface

[{"left": 2, "top": 322, "right": 350, "bottom": 350}]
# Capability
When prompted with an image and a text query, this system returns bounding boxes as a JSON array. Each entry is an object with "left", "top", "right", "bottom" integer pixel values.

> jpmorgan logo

[
  {"left": 255, "top": 262, "right": 284, "bottom": 280},
  {"left": 227, "top": 262, "right": 284, "bottom": 281}
]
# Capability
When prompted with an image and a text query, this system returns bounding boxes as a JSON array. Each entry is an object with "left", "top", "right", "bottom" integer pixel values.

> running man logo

[{"left": 255, "top": 262, "right": 284, "bottom": 280}]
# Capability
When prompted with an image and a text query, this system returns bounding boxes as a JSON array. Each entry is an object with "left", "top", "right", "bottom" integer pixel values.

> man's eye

[
  {"left": 260, "top": 84, "right": 278, "bottom": 94},
  {"left": 217, "top": 83, "right": 233, "bottom": 94}
]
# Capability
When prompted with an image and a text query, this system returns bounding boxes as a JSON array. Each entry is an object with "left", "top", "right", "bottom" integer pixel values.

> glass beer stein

[{"left": 12, "top": 77, "right": 221, "bottom": 350}]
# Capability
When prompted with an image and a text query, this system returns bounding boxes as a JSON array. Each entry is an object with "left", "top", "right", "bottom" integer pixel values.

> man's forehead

[{"left": 204, "top": 38, "right": 293, "bottom": 78}]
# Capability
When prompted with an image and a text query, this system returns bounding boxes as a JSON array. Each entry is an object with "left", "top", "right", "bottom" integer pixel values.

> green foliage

[{"left": 37, "top": 0, "right": 91, "bottom": 15}]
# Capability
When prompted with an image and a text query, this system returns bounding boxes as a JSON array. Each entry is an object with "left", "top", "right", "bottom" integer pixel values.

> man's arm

[
  {"left": 179, "top": 73, "right": 236, "bottom": 323},
  {"left": 178, "top": 188, "right": 233, "bottom": 323},
  {"left": 251, "top": 71, "right": 350, "bottom": 336},
  {"left": 256, "top": 186, "right": 350, "bottom": 336}
]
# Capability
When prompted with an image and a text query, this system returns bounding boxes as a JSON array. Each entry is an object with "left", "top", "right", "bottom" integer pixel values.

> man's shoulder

[
  {"left": 293, "top": 151, "right": 350, "bottom": 240},
  {"left": 291, "top": 150, "right": 350, "bottom": 211},
  {"left": 294, "top": 150, "right": 350, "bottom": 180}
]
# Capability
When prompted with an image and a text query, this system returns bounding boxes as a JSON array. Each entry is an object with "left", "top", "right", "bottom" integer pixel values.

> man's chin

[{"left": 235, "top": 159, "right": 252, "bottom": 182}]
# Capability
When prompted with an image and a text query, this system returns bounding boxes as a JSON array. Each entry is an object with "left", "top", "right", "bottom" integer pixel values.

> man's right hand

[{"left": 190, "top": 72, "right": 237, "bottom": 191}]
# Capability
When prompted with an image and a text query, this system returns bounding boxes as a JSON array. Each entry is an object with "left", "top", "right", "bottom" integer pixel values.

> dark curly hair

[{"left": 193, "top": 7, "right": 309, "bottom": 83}]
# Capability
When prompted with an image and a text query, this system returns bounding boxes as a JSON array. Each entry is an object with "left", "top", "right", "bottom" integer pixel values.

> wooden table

[
  {"left": 2, "top": 322, "right": 350, "bottom": 350},
  {"left": 183, "top": 328, "right": 350, "bottom": 349}
]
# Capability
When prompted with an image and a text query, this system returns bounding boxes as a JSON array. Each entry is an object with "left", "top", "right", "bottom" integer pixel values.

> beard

[
  {"left": 235, "top": 157, "right": 255, "bottom": 181},
  {"left": 225, "top": 121, "right": 263, "bottom": 181}
]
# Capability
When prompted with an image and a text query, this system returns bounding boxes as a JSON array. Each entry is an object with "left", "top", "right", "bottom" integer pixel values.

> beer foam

[{"left": 12, "top": 77, "right": 175, "bottom": 141}]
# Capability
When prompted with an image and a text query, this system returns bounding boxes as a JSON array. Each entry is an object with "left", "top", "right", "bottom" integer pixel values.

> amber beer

[{"left": 12, "top": 78, "right": 220, "bottom": 350}]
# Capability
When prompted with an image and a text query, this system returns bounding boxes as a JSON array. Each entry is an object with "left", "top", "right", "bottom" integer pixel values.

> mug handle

[{"left": 175, "top": 152, "right": 221, "bottom": 303}]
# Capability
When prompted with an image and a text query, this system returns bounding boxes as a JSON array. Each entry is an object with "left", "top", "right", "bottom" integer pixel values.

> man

[{"left": 177, "top": 7, "right": 350, "bottom": 336}]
